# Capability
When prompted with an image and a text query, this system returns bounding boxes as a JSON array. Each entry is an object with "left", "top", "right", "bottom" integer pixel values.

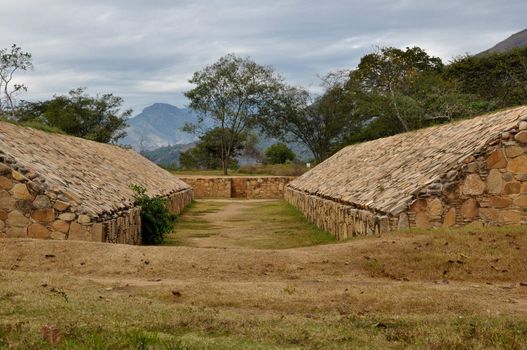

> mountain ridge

[
  {"left": 121, "top": 103, "right": 197, "bottom": 151},
  {"left": 479, "top": 28, "right": 527, "bottom": 55}
]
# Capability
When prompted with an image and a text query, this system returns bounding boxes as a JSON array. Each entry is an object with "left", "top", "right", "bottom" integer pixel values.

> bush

[
  {"left": 265, "top": 143, "right": 295, "bottom": 164},
  {"left": 130, "top": 184, "right": 176, "bottom": 245}
]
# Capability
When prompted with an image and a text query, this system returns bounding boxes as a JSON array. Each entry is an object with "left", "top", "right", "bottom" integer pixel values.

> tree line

[
  {"left": 2, "top": 43, "right": 527, "bottom": 173},
  {"left": 182, "top": 46, "right": 527, "bottom": 174}
]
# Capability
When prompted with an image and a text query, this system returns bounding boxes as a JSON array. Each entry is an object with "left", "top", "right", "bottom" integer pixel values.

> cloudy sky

[{"left": 2, "top": 0, "right": 526, "bottom": 114}]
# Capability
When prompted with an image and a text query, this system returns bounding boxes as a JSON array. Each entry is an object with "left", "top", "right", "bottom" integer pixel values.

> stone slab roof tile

[
  {"left": 288, "top": 106, "right": 527, "bottom": 214},
  {"left": 0, "top": 122, "right": 190, "bottom": 217}
]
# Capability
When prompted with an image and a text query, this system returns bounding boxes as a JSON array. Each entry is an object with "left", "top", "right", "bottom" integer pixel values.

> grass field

[
  {"left": 0, "top": 200, "right": 526, "bottom": 349},
  {"left": 164, "top": 200, "right": 335, "bottom": 249}
]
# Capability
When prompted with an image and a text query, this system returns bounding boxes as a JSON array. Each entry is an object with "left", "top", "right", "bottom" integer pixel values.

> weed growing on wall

[{"left": 130, "top": 184, "right": 176, "bottom": 245}]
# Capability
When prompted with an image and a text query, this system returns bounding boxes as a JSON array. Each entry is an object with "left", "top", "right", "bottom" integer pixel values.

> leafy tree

[
  {"left": 130, "top": 184, "right": 176, "bottom": 245},
  {"left": 184, "top": 54, "right": 284, "bottom": 174},
  {"left": 265, "top": 143, "right": 295, "bottom": 164},
  {"left": 16, "top": 87, "right": 131, "bottom": 143},
  {"left": 446, "top": 47, "right": 527, "bottom": 108},
  {"left": 0, "top": 44, "right": 32, "bottom": 117},
  {"left": 179, "top": 128, "right": 246, "bottom": 170},
  {"left": 351, "top": 46, "right": 444, "bottom": 131},
  {"left": 260, "top": 72, "right": 353, "bottom": 162}
]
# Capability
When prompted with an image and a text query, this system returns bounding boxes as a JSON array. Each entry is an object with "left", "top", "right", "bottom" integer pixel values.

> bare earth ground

[{"left": 0, "top": 199, "right": 526, "bottom": 349}]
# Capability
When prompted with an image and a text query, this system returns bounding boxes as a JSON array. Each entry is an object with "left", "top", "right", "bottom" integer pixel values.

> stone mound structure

[
  {"left": 0, "top": 122, "right": 192, "bottom": 244},
  {"left": 286, "top": 106, "right": 527, "bottom": 239}
]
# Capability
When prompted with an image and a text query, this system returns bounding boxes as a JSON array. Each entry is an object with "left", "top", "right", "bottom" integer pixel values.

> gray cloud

[{"left": 2, "top": 0, "right": 526, "bottom": 113}]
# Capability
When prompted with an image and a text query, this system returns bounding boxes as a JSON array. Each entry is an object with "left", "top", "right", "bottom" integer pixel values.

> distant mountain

[
  {"left": 123, "top": 102, "right": 312, "bottom": 166},
  {"left": 140, "top": 143, "right": 196, "bottom": 168},
  {"left": 479, "top": 28, "right": 527, "bottom": 56},
  {"left": 121, "top": 103, "right": 197, "bottom": 151}
]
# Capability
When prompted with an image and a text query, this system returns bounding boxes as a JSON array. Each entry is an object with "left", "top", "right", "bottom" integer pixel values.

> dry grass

[{"left": 0, "top": 201, "right": 526, "bottom": 349}]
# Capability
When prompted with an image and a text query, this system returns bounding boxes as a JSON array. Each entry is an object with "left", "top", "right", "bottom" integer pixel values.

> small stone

[
  {"left": 486, "top": 149, "right": 507, "bottom": 169},
  {"left": 501, "top": 132, "right": 511, "bottom": 139},
  {"left": 410, "top": 199, "right": 427, "bottom": 212},
  {"left": 0, "top": 191, "right": 15, "bottom": 210},
  {"left": 464, "top": 156, "right": 476, "bottom": 164},
  {"left": 58, "top": 212, "right": 76, "bottom": 222},
  {"left": 27, "top": 223, "right": 51, "bottom": 239},
  {"left": 488, "top": 196, "right": 512, "bottom": 208},
  {"left": 12, "top": 183, "right": 31, "bottom": 200},
  {"left": 53, "top": 200, "right": 70, "bottom": 211},
  {"left": 397, "top": 213, "right": 409, "bottom": 230},
  {"left": 6, "top": 226, "right": 26, "bottom": 238},
  {"left": 507, "top": 155, "right": 527, "bottom": 174},
  {"left": 505, "top": 146, "right": 524, "bottom": 158},
  {"left": 442, "top": 208, "right": 456, "bottom": 227},
  {"left": 52, "top": 220, "right": 70, "bottom": 233},
  {"left": 15, "top": 200, "right": 32, "bottom": 215},
  {"left": 427, "top": 198, "right": 443, "bottom": 216},
  {"left": 32, "top": 195, "right": 51, "bottom": 209},
  {"left": 0, "top": 176, "right": 13, "bottom": 190},
  {"left": 0, "top": 163, "right": 11, "bottom": 175},
  {"left": 513, "top": 195, "right": 527, "bottom": 206},
  {"left": 11, "top": 170, "right": 26, "bottom": 181},
  {"left": 515, "top": 131, "right": 527, "bottom": 143},
  {"left": 415, "top": 212, "right": 430, "bottom": 228},
  {"left": 466, "top": 162, "right": 479, "bottom": 173},
  {"left": 50, "top": 231, "right": 66, "bottom": 240},
  {"left": 461, "top": 198, "right": 478, "bottom": 219},
  {"left": 77, "top": 214, "right": 91, "bottom": 225},
  {"left": 463, "top": 174, "right": 485, "bottom": 196},
  {"left": 446, "top": 170, "right": 457, "bottom": 180},
  {"left": 503, "top": 172, "right": 514, "bottom": 182},
  {"left": 519, "top": 121, "right": 527, "bottom": 130},
  {"left": 69, "top": 222, "right": 89, "bottom": 241},
  {"left": 479, "top": 208, "right": 500, "bottom": 222},
  {"left": 503, "top": 181, "right": 522, "bottom": 195},
  {"left": 501, "top": 210, "right": 524, "bottom": 224},
  {"left": 7, "top": 210, "right": 30, "bottom": 227},
  {"left": 91, "top": 223, "right": 104, "bottom": 242},
  {"left": 487, "top": 169, "right": 503, "bottom": 194},
  {"left": 62, "top": 190, "right": 80, "bottom": 204},
  {"left": 31, "top": 209, "right": 55, "bottom": 223}
]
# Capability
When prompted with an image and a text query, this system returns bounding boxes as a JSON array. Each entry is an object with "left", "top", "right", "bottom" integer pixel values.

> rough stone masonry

[
  {"left": 286, "top": 106, "right": 527, "bottom": 239},
  {"left": 0, "top": 122, "right": 192, "bottom": 244}
]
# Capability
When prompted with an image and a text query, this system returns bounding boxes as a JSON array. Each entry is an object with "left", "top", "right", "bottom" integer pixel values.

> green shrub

[
  {"left": 265, "top": 143, "right": 296, "bottom": 164},
  {"left": 130, "top": 184, "right": 176, "bottom": 245}
]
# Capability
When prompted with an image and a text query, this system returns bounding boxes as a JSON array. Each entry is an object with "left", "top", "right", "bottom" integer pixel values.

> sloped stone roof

[
  {"left": 288, "top": 106, "right": 527, "bottom": 215},
  {"left": 0, "top": 122, "right": 190, "bottom": 218}
]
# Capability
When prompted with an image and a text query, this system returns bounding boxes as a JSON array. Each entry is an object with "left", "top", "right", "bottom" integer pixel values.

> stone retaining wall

[
  {"left": 179, "top": 176, "right": 295, "bottom": 199},
  {"left": 285, "top": 187, "right": 389, "bottom": 239},
  {"left": 0, "top": 159, "right": 193, "bottom": 244},
  {"left": 396, "top": 129, "right": 527, "bottom": 230},
  {"left": 286, "top": 123, "right": 527, "bottom": 239}
]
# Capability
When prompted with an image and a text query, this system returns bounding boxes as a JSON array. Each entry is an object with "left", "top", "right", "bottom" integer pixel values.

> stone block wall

[
  {"left": 0, "top": 159, "right": 193, "bottom": 244},
  {"left": 179, "top": 176, "right": 294, "bottom": 199},
  {"left": 286, "top": 122, "right": 527, "bottom": 239},
  {"left": 398, "top": 127, "right": 527, "bottom": 230},
  {"left": 285, "top": 187, "right": 390, "bottom": 239}
]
